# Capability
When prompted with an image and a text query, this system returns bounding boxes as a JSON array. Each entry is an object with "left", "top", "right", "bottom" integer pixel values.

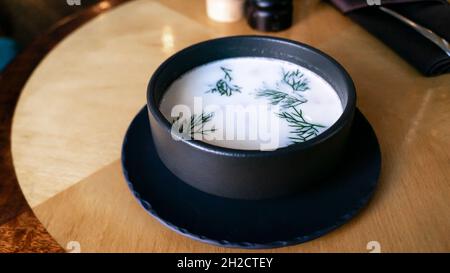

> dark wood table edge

[{"left": 0, "top": 0, "right": 129, "bottom": 253}]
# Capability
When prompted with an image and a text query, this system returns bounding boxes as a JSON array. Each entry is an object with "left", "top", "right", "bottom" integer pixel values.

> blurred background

[{"left": 0, "top": 0, "right": 101, "bottom": 71}]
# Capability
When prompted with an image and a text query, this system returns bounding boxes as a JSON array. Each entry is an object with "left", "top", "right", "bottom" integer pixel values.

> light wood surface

[
  {"left": 0, "top": 0, "right": 125, "bottom": 253},
  {"left": 11, "top": 0, "right": 450, "bottom": 252}
]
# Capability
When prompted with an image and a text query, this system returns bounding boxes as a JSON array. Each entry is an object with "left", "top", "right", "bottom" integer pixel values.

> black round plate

[{"left": 121, "top": 107, "right": 381, "bottom": 249}]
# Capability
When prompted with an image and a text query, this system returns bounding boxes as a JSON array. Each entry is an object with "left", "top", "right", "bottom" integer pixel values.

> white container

[{"left": 206, "top": 0, "right": 245, "bottom": 23}]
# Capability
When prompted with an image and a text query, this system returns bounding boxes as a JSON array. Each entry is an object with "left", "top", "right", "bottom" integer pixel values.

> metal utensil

[{"left": 379, "top": 6, "right": 450, "bottom": 57}]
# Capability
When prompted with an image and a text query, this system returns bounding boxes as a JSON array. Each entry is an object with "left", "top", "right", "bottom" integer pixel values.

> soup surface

[{"left": 159, "top": 57, "right": 343, "bottom": 150}]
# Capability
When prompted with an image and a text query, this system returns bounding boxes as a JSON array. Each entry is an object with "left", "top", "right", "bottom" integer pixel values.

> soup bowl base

[{"left": 121, "top": 106, "right": 381, "bottom": 249}]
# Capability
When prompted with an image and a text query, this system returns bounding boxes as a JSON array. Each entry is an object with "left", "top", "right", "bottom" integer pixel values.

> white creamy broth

[{"left": 159, "top": 57, "right": 343, "bottom": 150}]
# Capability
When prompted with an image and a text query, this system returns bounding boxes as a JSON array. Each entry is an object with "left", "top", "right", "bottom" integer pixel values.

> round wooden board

[
  {"left": 11, "top": 0, "right": 450, "bottom": 252},
  {"left": 0, "top": 0, "right": 128, "bottom": 252}
]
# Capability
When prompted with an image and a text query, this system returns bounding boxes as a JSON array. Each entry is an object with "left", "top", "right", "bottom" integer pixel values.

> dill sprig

[
  {"left": 255, "top": 68, "right": 310, "bottom": 109},
  {"left": 277, "top": 107, "right": 325, "bottom": 143},
  {"left": 172, "top": 111, "right": 216, "bottom": 138},
  {"left": 221, "top": 67, "right": 233, "bottom": 81},
  {"left": 282, "top": 69, "right": 309, "bottom": 92},
  {"left": 206, "top": 67, "right": 242, "bottom": 96},
  {"left": 256, "top": 89, "right": 307, "bottom": 109}
]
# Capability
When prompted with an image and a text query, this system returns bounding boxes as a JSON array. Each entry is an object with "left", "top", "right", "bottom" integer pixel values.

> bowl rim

[{"left": 147, "top": 35, "right": 356, "bottom": 157}]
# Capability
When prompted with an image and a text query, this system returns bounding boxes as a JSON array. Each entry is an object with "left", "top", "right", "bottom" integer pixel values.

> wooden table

[{"left": 1, "top": 0, "right": 449, "bottom": 253}]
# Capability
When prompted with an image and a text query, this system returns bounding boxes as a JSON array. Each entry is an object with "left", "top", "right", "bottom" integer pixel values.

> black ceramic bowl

[{"left": 147, "top": 36, "right": 356, "bottom": 200}]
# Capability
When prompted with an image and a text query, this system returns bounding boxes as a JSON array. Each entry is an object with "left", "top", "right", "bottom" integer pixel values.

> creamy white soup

[{"left": 159, "top": 57, "right": 343, "bottom": 150}]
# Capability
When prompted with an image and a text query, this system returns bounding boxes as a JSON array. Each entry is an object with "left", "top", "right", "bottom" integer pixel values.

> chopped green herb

[
  {"left": 256, "top": 88, "right": 307, "bottom": 109},
  {"left": 172, "top": 111, "right": 216, "bottom": 138},
  {"left": 206, "top": 67, "right": 242, "bottom": 96},
  {"left": 277, "top": 107, "right": 325, "bottom": 143},
  {"left": 282, "top": 69, "right": 310, "bottom": 92}
]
